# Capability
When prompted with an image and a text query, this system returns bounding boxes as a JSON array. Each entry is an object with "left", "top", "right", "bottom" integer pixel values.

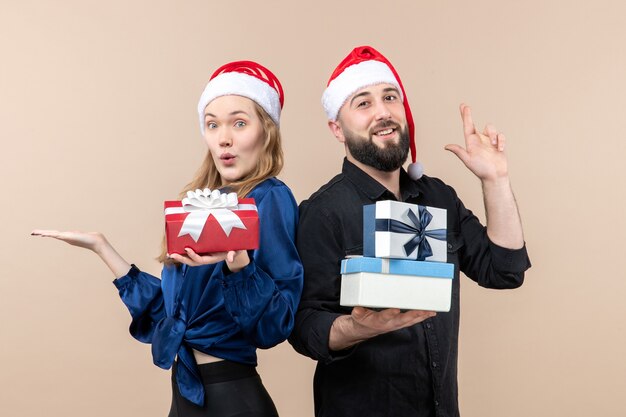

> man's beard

[{"left": 344, "top": 121, "right": 410, "bottom": 172}]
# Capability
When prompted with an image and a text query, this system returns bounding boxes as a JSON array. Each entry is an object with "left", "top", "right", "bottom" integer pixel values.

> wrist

[
  {"left": 349, "top": 315, "right": 380, "bottom": 340},
  {"left": 92, "top": 233, "right": 108, "bottom": 255},
  {"left": 225, "top": 251, "right": 250, "bottom": 273},
  {"left": 481, "top": 175, "right": 511, "bottom": 190},
  {"left": 330, "top": 315, "right": 360, "bottom": 351},
  {"left": 329, "top": 314, "right": 378, "bottom": 351}
]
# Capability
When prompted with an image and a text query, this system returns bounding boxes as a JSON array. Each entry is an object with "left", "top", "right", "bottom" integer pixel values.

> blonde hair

[{"left": 157, "top": 101, "right": 283, "bottom": 264}]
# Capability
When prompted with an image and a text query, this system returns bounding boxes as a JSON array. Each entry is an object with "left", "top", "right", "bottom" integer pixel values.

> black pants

[{"left": 169, "top": 360, "right": 279, "bottom": 417}]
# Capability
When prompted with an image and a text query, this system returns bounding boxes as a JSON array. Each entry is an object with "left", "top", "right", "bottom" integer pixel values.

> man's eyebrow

[
  {"left": 349, "top": 91, "right": 372, "bottom": 106},
  {"left": 383, "top": 87, "right": 400, "bottom": 94},
  {"left": 349, "top": 87, "right": 400, "bottom": 107}
]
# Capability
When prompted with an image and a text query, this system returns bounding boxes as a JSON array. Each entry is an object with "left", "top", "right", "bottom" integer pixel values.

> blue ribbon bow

[{"left": 375, "top": 207, "right": 446, "bottom": 260}]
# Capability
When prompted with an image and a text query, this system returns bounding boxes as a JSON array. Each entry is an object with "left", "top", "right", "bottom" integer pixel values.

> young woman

[{"left": 32, "top": 61, "right": 303, "bottom": 417}]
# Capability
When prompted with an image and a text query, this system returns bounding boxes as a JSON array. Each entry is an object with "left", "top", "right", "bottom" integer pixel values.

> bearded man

[{"left": 288, "top": 46, "right": 531, "bottom": 417}]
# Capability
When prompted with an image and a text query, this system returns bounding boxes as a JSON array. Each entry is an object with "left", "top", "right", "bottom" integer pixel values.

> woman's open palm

[{"left": 31, "top": 229, "right": 105, "bottom": 252}]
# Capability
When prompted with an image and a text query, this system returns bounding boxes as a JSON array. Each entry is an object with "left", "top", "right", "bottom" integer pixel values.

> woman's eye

[
  {"left": 206, "top": 122, "right": 217, "bottom": 129},
  {"left": 234, "top": 120, "right": 246, "bottom": 128}
]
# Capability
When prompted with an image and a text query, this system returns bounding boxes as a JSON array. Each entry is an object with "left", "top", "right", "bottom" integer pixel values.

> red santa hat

[
  {"left": 197, "top": 60, "right": 284, "bottom": 135},
  {"left": 322, "top": 46, "right": 423, "bottom": 180}
]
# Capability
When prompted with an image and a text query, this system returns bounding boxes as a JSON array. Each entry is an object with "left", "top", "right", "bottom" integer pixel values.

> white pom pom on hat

[
  {"left": 322, "top": 46, "right": 423, "bottom": 180},
  {"left": 197, "top": 61, "right": 284, "bottom": 135},
  {"left": 407, "top": 160, "right": 424, "bottom": 181}
]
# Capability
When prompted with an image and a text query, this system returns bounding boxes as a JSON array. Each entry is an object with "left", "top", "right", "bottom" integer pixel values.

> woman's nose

[{"left": 218, "top": 131, "right": 232, "bottom": 147}]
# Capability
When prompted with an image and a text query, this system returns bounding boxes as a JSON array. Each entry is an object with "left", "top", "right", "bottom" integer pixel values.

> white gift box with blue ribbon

[
  {"left": 363, "top": 201, "right": 447, "bottom": 262},
  {"left": 340, "top": 256, "right": 454, "bottom": 312}
]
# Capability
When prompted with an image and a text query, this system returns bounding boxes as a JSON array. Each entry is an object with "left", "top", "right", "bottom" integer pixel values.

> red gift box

[{"left": 164, "top": 192, "right": 259, "bottom": 255}]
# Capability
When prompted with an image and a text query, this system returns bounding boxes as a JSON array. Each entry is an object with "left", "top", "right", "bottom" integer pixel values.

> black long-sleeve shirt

[{"left": 288, "top": 159, "right": 531, "bottom": 417}]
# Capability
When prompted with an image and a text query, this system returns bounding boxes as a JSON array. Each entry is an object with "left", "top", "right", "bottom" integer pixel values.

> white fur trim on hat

[
  {"left": 197, "top": 72, "right": 281, "bottom": 135},
  {"left": 321, "top": 60, "right": 403, "bottom": 121}
]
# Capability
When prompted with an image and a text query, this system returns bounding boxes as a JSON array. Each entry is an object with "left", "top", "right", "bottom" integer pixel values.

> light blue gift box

[
  {"left": 340, "top": 256, "right": 455, "bottom": 312},
  {"left": 341, "top": 257, "right": 454, "bottom": 277}
]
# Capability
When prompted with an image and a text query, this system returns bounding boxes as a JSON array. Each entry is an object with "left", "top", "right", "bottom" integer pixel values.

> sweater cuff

[
  {"left": 219, "top": 261, "right": 256, "bottom": 288},
  {"left": 313, "top": 312, "right": 359, "bottom": 364},
  {"left": 112, "top": 264, "right": 140, "bottom": 289},
  {"left": 488, "top": 240, "right": 532, "bottom": 273}
]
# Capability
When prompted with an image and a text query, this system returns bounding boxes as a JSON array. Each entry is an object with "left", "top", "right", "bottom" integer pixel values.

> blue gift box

[
  {"left": 363, "top": 200, "right": 447, "bottom": 262},
  {"left": 341, "top": 257, "right": 454, "bottom": 277},
  {"left": 340, "top": 256, "right": 455, "bottom": 312}
]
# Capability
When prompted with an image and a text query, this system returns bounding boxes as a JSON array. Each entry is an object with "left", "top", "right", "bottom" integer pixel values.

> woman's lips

[{"left": 220, "top": 153, "right": 236, "bottom": 166}]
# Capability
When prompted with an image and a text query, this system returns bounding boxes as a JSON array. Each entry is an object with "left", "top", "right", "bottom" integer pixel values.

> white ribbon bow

[{"left": 173, "top": 189, "right": 247, "bottom": 242}]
